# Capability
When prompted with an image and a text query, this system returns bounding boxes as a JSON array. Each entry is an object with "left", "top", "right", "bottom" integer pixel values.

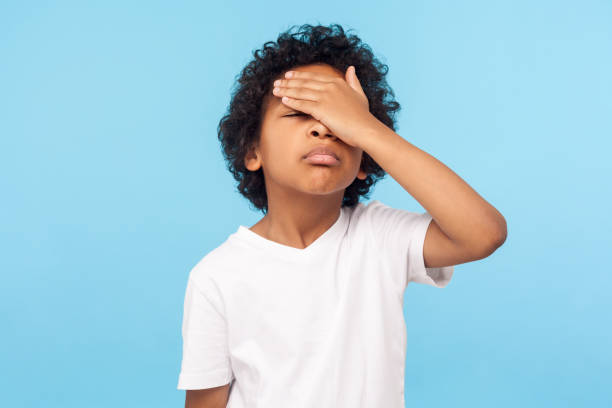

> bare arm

[
  {"left": 359, "top": 121, "right": 507, "bottom": 265},
  {"left": 185, "top": 383, "right": 230, "bottom": 408}
]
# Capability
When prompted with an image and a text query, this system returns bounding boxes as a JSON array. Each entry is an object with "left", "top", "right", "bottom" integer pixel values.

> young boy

[{"left": 177, "top": 24, "right": 507, "bottom": 408}]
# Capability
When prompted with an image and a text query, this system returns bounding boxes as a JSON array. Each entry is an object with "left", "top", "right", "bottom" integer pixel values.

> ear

[
  {"left": 357, "top": 165, "right": 368, "bottom": 180},
  {"left": 356, "top": 167, "right": 367, "bottom": 180},
  {"left": 356, "top": 153, "right": 367, "bottom": 180},
  {"left": 244, "top": 144, "right": 262, "bottom": 171}
]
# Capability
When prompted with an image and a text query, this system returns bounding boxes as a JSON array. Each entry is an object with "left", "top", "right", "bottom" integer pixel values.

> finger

[
  {"left": 284, "top": 70, "right": 340, "bottom": 83},
  {"left": 347, "top": 66, "right": 368, "bottom": 99},
  {"left": 280, "top": 96, "right": 318, "bottom": 118},
  {"left": 274, "top": 78, "right": 327, "bottom": 92},
  {"left": 273, "top": 86, "right": 320, "bottom": 102}
]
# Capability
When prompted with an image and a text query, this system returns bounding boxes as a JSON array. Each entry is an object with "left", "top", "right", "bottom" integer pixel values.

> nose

[{"left": 310, "top": 121, "right": 337, "bottom": 140}]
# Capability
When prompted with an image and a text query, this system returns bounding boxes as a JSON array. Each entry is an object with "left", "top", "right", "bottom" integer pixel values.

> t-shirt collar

[{"left": 232, "top": 206, "right": 349, "bottom": 262}]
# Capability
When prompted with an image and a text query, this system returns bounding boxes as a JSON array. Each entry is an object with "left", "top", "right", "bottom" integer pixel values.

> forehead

[{"left": 262, "top": 63, "right": 344, "bottom": 114}]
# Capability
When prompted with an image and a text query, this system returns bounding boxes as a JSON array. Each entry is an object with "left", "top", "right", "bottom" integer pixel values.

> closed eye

[{"left": 285, "top": 113, "right": 308, "bottom": 117}]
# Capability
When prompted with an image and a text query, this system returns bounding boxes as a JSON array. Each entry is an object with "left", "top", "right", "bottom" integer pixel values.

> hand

[{"left": 272, "top": 66, "right": 382, "bottom": 148}]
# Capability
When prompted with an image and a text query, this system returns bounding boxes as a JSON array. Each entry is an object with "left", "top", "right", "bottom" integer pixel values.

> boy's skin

[
  {"left": 245, "top": 62, "right": 507, "bottom": 266},
  {"left": 245, "top": 63, "right": 368, "bottom": 251},
  {"left": 185, "top": 62, "right": 507, "bottom": 407}
]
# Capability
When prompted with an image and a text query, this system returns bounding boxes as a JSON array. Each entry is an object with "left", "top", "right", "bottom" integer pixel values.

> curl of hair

[{"left": 217, "top": 23, "right": 401, "bottom": 214}]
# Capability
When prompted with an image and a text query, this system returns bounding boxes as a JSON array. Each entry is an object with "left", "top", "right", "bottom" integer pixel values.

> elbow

[
  {"left": 471, "top": 218, "right": 507, "bottom": 259},
  {"left": 491, "top": 230, "right": 507, "bottom": 251},
  {"left": 483, "top": 220, "right": 508, "bottom": 256},
  {"left": 494, "top": 216, "right": 508, "bottom": 246}
]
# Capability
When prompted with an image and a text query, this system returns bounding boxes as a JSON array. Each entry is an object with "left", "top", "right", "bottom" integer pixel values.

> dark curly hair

[{"left": 217, "top": 23, "right": 401, "bottom": 214}]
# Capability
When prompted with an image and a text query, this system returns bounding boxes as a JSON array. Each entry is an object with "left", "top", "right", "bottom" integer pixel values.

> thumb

[{"left": 346, "top": 66, "right": 366, "bottom": 96}]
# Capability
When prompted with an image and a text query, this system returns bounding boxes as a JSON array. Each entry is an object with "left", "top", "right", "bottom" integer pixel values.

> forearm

[{"left": 359, "top": 119, "right": 507, "bottom": 251}]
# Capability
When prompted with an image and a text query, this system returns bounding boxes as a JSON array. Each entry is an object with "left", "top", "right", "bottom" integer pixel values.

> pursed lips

[{"left": 304, "top": 146, "right": 340, "bottom": 160}]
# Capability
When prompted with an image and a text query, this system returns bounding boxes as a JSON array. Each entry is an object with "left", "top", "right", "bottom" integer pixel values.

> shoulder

[
  {"left": 346, "top": 199, "right": 383, "bottom": 222},
  {"left": 350, "top": 199, "right": 405, "bottom": 216},
  {"left": 348, "top": 199, "right": 421, "bottom": 226},
  {"left": 188, "top": 235, "right": 244, "bottom": 286},
  {"left": 344, "top": 199, "right": 404, "bottom": 241}
]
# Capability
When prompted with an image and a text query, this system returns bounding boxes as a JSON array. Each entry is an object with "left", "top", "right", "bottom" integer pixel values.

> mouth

[
  {"left": 303, "top": 154, "right": 340, "bottom": 166},
  {"left": 303, "top": 145, "right": 340, "bottom": 166}
]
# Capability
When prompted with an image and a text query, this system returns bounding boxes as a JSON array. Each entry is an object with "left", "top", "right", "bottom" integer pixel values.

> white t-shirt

[{"left": 177, "top": 199, "right": 454, "bottom": 407}]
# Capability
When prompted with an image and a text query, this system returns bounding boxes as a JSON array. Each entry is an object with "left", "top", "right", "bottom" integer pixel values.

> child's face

[{"left": 244, "top": 63, "right": 368, "bottom": 202}]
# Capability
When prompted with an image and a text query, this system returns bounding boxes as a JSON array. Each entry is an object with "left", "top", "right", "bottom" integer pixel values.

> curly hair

[{"left": 217, "top": 23, "right": 401, "bottom": 214}]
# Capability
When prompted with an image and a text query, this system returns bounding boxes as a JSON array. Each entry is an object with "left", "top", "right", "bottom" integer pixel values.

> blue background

[{"left": 2, "top": 1, "right": 610, "bottom": 407}]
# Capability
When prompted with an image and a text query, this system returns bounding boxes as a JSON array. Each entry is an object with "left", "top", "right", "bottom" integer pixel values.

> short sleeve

[
  {"left": 365, "top": 200, "right": 454, "bottom": 289},
  {"left": 177, "top": 273, "right": 234, "bottom": 390}
]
